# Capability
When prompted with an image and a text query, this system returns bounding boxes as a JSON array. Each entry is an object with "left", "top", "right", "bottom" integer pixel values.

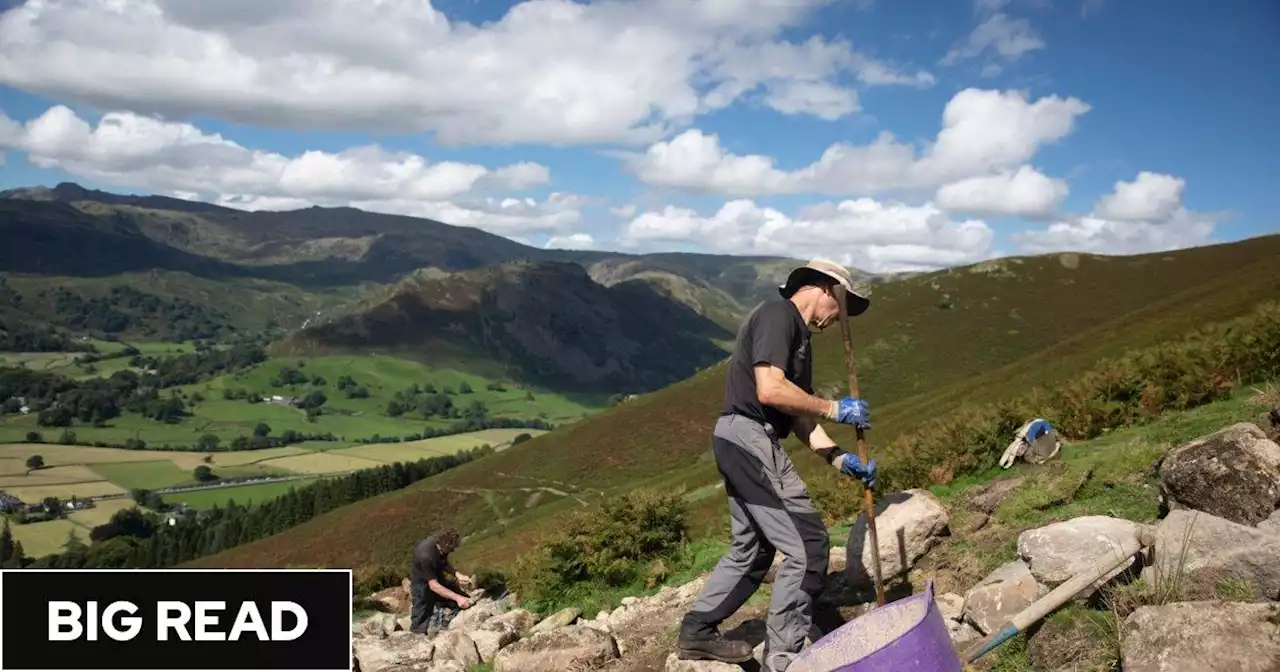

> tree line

[
  {"left": 1, "top": 444, "right": 495, "bottom": 570},
  {"left": 39, "top": 285, "right": 234, "bottom": 341},
  {"left": 0, "top": 344, "right": 266, "bottom": 428},
  {"left": 0, "top": 318, "right": 97, "bottom": 353}
]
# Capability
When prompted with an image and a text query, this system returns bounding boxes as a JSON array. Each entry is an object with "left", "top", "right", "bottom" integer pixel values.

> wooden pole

[{"left": 835, "top": 285, "right": 885, "bottom": 607}]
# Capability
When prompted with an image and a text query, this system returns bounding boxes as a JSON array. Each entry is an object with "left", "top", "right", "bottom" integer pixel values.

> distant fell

[{"left": 283, "top": 260, "right": 734, "bottom": 394}]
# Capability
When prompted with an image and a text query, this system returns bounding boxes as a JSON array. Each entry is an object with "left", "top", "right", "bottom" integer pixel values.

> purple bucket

[{"left": 779, "top": 579, "right": 963, "bottom": 672}]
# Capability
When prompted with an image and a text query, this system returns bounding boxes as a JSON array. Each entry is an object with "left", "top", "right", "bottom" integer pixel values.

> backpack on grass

[{"left": 999, "top": 418, "right": 1062, "bottom": 469}]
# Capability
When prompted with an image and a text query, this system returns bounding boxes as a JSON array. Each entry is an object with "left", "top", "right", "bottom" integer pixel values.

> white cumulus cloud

[
  {"left": 624, "top": 88, "right": 1088, "bottom": 198},
  {"left": 0, "top": 104, "right": 579, "bottom": 236},
  {"left": 935, "top": 165, "right": 1068, "bottom": 218},
  {"left": 1012, "top": 172, "right": 1218, "bottom": 255},
  {"left": 0, "top": 0, "right": 936, "bottom": 146},
  {"left": 545, "top": 232, "right": 597, "bottom": 250},
  {"left": 618, "top": 198, "right": 996, "bottom": 273},
  {"left": 1093, "top": 171, "right": 1185, "bottom": 221}
]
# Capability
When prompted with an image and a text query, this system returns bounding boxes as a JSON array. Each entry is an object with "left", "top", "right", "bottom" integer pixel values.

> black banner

[{"left": 0, "top": 569, "right": 352, "bottom": 671}]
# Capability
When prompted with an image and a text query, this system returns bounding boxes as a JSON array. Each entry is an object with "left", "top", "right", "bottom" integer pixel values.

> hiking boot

[{"left": 677, "top": 634, "right": 754, "bottom": 664}]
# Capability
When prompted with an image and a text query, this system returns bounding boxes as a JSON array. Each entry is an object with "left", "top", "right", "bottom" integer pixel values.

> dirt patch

[{"left": 1026, "top": 610, "right": 1116, "bottom": 671}]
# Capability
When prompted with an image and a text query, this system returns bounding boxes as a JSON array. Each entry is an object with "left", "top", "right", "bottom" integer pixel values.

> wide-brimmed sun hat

[{"left": 778, "top": 258, "right": 872, "bottom": 316}]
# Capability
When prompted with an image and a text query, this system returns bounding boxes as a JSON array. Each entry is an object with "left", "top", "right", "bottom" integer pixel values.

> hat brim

[{"left": 778, "top": 268, "right": 871, "bottom": 317}]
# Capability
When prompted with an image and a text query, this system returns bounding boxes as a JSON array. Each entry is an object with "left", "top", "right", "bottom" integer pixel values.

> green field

[
  {"left": 0, "top": 353, "right": 597, "bottom": 448},
  {"left": 2, "top": 425, "right": 536, "bottom": 560},
  {"left": 87, "top": 460, "right": 294, "bottom": 491},
  {"left": 163, "top": 478, "right": 324, "bottom": 510},
  {"left": 333, "top": 428, "right": 543, "bottom": 464},
  {"left": 174, "top": 234, "right": 1280, "bottom": 579}
]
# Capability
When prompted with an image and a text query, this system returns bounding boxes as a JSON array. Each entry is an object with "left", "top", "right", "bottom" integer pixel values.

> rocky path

[{"left": 353, "top": 415, "right": 1280, "bottom": 672}]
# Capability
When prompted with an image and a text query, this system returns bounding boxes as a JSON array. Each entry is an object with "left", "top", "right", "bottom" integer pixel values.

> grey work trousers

[{"left": 684, "top": 414, "right": 830, "bottom": 668}]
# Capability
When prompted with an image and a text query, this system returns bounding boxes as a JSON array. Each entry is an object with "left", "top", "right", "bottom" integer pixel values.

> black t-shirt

[
  {"left": 410, "top": 535, "right": 452, "bottom": 601},
  {"left": 721, "top": 298, "right": 813, "bottom": 439}
]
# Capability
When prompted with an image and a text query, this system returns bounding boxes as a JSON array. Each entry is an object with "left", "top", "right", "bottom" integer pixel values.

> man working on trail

[
  {"left": 676, "top": 259, "right": 877, "bottom": 671},
  {"left": 409, "top": 526, "right": 474, "bottom": 636}
]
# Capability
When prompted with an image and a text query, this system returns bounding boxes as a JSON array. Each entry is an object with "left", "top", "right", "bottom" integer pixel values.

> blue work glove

[
  {"left": 833, "top": 397, "right": 870, "bottom": 428},
  {"left": 839, "top": 453, "right": 877, "bottom": 489}
]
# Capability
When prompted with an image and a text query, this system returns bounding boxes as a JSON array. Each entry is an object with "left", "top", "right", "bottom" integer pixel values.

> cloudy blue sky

[{"left": 0, "top": 0, "right": 1276, "bottom": 272}]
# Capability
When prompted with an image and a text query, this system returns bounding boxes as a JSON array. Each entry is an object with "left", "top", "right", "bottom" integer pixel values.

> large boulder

[
  {"left": 491, "top": 625, "right": 620, "bottom": 672},
  {"left": 1120, "top": 600, "right": 1280, "bottom": 671},
  {"left": 1151, "top": 509, "right": 1280, "bottom": 600},
  {"left": 489, "top": 608, "right": 538, "bottom": 634},
  {"left": 934, "top": 593, "right": 964, "bottom": 623},
  {"left": 845, "top": 489, "right": 950, "bottom": 590},
  {"left": 1260, "top": 509, "right": 1280, "bottom": 535},
  {"left": 765, "top": 546, "right": 848, "bottom": 584},
  {"left": 1158, "top": 422, "right": 1280, "bottom": 526},
  {"left": 353, "top": 632, "right": 435, "bottom": 672},
  {"left": 1016, "top": 515, "right": 1145, "bottom": 598},
  {"left": 433, "top": 631, "right": 481, "bottom": 668},
  {"left": 361, "top": 613, "right": 401, "bottom": 638},
  {"left": 962, "top": 560, "right": 1046, "bottom": 635},
  {"left": 372, "top": 583, "right": 411, "bottom": 614},
  {"left": 446, "top": 598, "right": 503, "bottom": 631},
  {"left": 469, "top": 620, "right": 520, "bottom": 663}
]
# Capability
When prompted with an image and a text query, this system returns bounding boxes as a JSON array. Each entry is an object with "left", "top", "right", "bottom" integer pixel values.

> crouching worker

[
  {"left": 676, "top": 260, "right": 877, "bottom": 671},
  {"left": 409, "top": 526, "right": 474, "bottom": 636}
]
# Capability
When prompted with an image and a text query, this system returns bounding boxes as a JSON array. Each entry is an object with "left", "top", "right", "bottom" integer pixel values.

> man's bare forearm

[
  {"left": 758, "top": 375, "right": 836, "bottom": 419},
  {"left": 793, "top": 416, "right": 847, "bottom": 470},
  {"left": 428, "top": 579, "right": 465, "bottom": 602}
]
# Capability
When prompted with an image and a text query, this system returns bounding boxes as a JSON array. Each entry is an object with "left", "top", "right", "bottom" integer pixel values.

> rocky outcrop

[
  {"left": 845, "top": 489, "right": 950, "bottom": 590},
  {"left": 1158, "top": 422, "right": 1280, "bottom": 526},
  {"left": 1016, "top": 515, "right": 1145, "bottom": 598},
  {"left": 1151, "top": 509, "right": 1280, "bottom": 600},
  {"left": 491, "top": 625, "right": 620, "bottom": 672},
  {"left": 961, "top": 560, "right": 1045, "bottom": 635},
  {"left": 1120, "top": 600, "right": 1280, "bottom": 671}
]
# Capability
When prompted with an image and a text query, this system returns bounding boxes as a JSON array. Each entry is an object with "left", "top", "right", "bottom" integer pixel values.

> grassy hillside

[{"left": 182, "top": 233, "right": 1280, "bottom": 578}]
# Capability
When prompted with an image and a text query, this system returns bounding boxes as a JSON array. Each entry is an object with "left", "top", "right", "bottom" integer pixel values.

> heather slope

[{"left": 183, "top": 233, "right": 1280, "bottom": 577}]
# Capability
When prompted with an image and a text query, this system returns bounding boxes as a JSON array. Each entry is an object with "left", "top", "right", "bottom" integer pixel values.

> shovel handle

[{"left": 836, "top": 286, "right": 885, "bottom": 607}]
